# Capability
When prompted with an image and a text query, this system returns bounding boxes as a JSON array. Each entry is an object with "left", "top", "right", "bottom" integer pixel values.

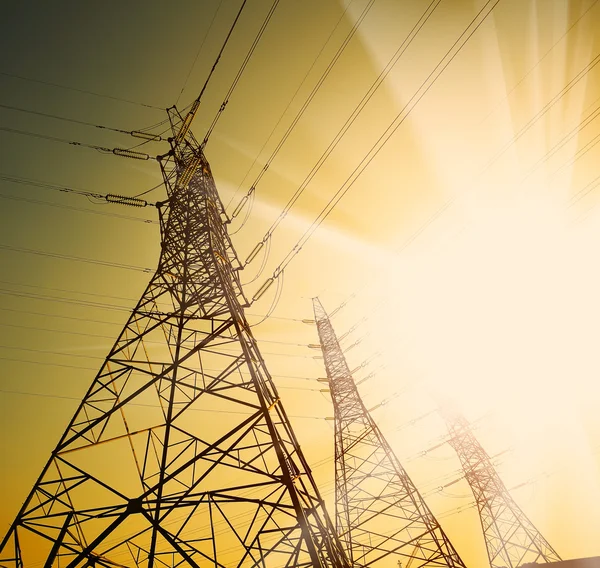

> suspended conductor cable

[
  {"left": 242, "top": 232, "right": 271, "bottom": 286},
  {"left": 251, "top": 0, "right": 500, "bottom": 298},
  {"left": 230, "top": 185, "right": 256, "bottom": 235},
  {"left": 0, "top": 70, "right": 164, "bottom": 110},
  {"left": 225, "top": 0, "right": 359, "bottom": 212},
  {"left": 250, "top": 269, "right": 285, "bottom": 326},
  {"left": 0, "top": 102, "right": 163, "bottom": 141},
  {"left": 478, "top": 48, "right": 600, "bottom": 177},
  {"left": 133, "top": 180, "right": 167, "bottom": 198},
  {"left": 241, "top": 0, "right": 442, "bottom": 266},
  {"left": 0, "top": 244, "right": 153, "bottom": 273},
  {"left": 522, "top": 97, "right": 600, "bottom": 180},
  {"left": 226, "top": 0, "right": 375, "bottom": 218},
  {"left": 482, "top": 0, "right": 599, "bottom": 123},
  {"left": 175, "top": 0, "right": 224, "bottom": 105},
  {"left": 332, "top": 22, "right": 600, "bottom": 319},
  {"left": 0, "top": 173, "right": 158, "bottom": 210},
  {"left": 175, "top": 0, "right": 249, "bottom": 143},
  {"left": 0, "top": 125, "right": 155, "bottom": 161},
  {"left": 201, "top": 0, "right": 282, "bottom": 149}
]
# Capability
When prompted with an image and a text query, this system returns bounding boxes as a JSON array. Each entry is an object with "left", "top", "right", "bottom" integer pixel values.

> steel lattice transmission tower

[
  {"left": 441, "top": 406, "right": 561, "bottom": 568},
  {"left": 0, "top": 107, "right": 350, "bottom": 568},
  {"left": 312, "top": 299, "right": 466, "bottom": 568}
]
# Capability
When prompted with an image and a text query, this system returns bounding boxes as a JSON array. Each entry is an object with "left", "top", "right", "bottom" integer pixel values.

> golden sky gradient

[{"left": 0, "top": 0, "right": 599, "bottom": 565}]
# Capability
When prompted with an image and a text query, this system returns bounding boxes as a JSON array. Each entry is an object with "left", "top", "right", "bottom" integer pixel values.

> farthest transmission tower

[
  {"left": 313, "top": 298, "right": 466, "bottom": 568},
  {"left": 0, "top": 107, "right": 350, "bottom": 568},
  {"left": 441, "top": 405, "right": 561, "bottom": 568}
]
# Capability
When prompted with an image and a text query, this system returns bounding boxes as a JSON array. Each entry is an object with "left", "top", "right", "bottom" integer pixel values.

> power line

[
  {"left": 175, "top": 0, "right": 224, "bottom": 105},
  {"left": 0, "top": 387, "right": 328, "bottom": 416},
  {"left": 0, "top": 192, "right": 158, "bottom": 224},
  {"left": 0, "top": 70, "right": 164, "bottom": 110},
  {"left": 226, "top": 0, "right": 376, "bottom": 221},
  {"left": 201, "top": 0, "right": 282, "bottom": 149},
  {"left": 0, "top": 172, "right": 162, "bottom": 211},
  {"left": 0, "top": 345, "right": 322, "bottom": 382},
  {"left": 522, "top": 95, "right": 600, "bottom": 180},
  {"left": 240, "top": 0, "right": 441, "bottom": 268},
  {"left": 481, "top": 0, "right": 599, "bottom": 123},
  {"left": 0, "top": 125, "right": 156, "bottom": 161},
  {"left": 0, "top": 320, "right": 312, "bottom": 350},
  {"left": 0, "top": 244, "right": 153, "bottom": 273},
  {"left": 0, "top": 286, "right": 308, "bottom": 324},
  {"left": 478, "top": 49, "right": 600, "bottom": 177},
  {"left": 253, "top": 0, "right": 501, "bottom": 298},
  {"left": 329, "top": 6, "right": 600, "bottom": 319},
  {"left": 225, "top": 0, "right": 359, "bottom": 213},
  {"left": 0, "top": 102, "right": 164, "bottom": 141},
  {"left": 174, "top": 0, "right": 249, "bottom": 143}
]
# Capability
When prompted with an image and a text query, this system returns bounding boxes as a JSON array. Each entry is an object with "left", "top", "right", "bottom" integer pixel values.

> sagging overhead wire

[
  {"left": 175, "top": 0, "right": 225, "bottom": 106},
  {"left": 322, "top": 9, "right": 600, "bottom": 322},
  {"left": 225, "top": 0, "right": 358, "bottom": 213},
  {"left": 0, "top": 70, "right": 164, "bottom": 110},
  {"left": 226, "top": 0, "right": 377, "bottom": 225},
  {"left": 201, "top": 0, "right": 282, "bottom": 149},
  {"left": 249, "top": 269, "right": 285, "bottom": 327},
  {"left": 0, "top": 125, "right": 155, "bottom": 161},
  {"left": 251, "top": 0, "right": 500, "bottom": 301},
  {"left": 478, "top": 48, "right": 600, "bottom": 178},
  {"left": 239, "top": 0, "right": 442, "bottom": 265},
  {"left": 242, "top": 230, "right": 271, "bottom": 286},
  {"left": 481, "top": 0, "right": 599, "bottom": 123},
  {"left": 0, "top": 102, "right": 164, "bottom": 141},
  {"left": 0, "top": 192, "right": 158, "bottom": 224},
  {"left": 0, "top": 173, "right": 158, "bottom": 209},
  {"left": 0, "top": 243, "right": 153, "bottom": 273},
  {"left": 522, "top": 95, "right": 600, "bottom": 181},
  {"left": 174, "top": 0, "right": 249, "bottom": 144}
]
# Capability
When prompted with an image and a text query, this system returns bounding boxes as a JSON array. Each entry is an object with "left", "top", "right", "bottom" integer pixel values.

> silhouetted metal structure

[
  {"left": 442, "top": 406, "right": 561, "bottom": 568},
  {"left": 0, "top": 108, "right": 350, "bottom": 568},
  {"left": 313, "top": 298, "right": 466, "bottom": 568}
]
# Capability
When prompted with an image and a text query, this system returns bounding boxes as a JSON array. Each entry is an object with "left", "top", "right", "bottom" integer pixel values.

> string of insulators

[
  {"left": 245, "top": 240, "right": 265, "bottom": 265},
  {"left": 307, "top": 344, "right": 321, "bottom": 349},
  {"left": 356, "top": 371, "right": 375, "bottom": 385},
  {"left": 330, "top": 295, "right": 355, "bottom": 318},
  {"left": 343, "top": 339, "right": 361, "bottom": 353},
  {"left": 302, "top": 319, "right": 316, "bottom": 325},
  {"left": 105, "top": 194, "right": 149, "bottom": 208},
  {"left": 130, "top": 130, "right": 162, "bottom": 142},
  {"left": 112, "top": 148, "right": 152, "bottom": 161},
  {"left": 231, "top": 186, "right": 255, "bottom": 220},
  {"left": 339, "top": 317, "right": 367, "bottom": 341},
  {"left": 442, "top": 477, "right": 463, "bottom": 489},
  {"left": 421, "top": 440, "right": 448, "bottom": 456},
  {"left": 252, "top": 277, "right": 275, "bottom": 302},
  {"left": 0, "top": 103, "right": 164, "bottom": 141}
]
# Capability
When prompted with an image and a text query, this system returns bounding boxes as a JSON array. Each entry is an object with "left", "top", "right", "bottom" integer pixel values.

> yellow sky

[{"left": 1, "top": 0, "right": 600, "bottom": 565}]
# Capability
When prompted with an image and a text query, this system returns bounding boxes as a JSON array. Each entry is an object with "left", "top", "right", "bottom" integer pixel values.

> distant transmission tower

[
  {"left": 441, "top": 405, "right": 561, "bottom": 568},
  {"left": 313, "top": 298, "right": 466, "bottom": 568},
  {"left": 0, "top": 107, "right": 350, "bottom": 568}
]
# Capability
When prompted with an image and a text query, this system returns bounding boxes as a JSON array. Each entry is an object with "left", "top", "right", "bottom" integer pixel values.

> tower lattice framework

[
  {"left": 0, "top": 107, "right": 350, "bottom": 568},
  {"left": 313, "top": 299, "right": 466, "bottom": 568},
  {"left": 442, "top": 407, "right": 561, "bottom": 568}
]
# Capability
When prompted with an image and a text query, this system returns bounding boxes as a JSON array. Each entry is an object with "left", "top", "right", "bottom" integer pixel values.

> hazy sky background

[{"left": 1, "top": 0, "right": 599, "bottom": 565}]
